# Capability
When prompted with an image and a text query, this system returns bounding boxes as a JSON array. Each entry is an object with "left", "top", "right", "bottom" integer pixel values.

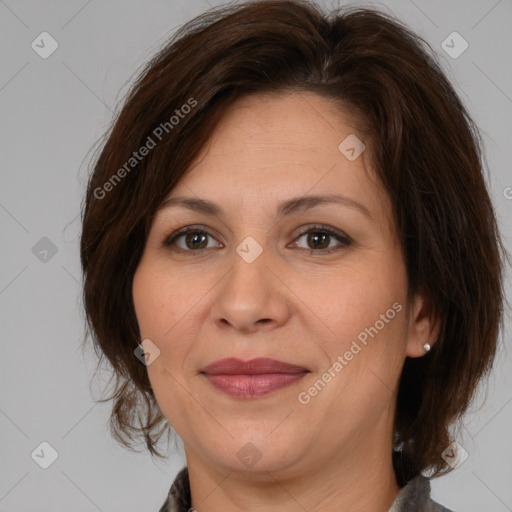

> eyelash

[{"left": 162, "top": 224, "right": 352, "bottom": 256}]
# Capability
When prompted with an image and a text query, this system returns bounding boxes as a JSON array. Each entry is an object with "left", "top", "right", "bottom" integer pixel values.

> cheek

[
  {"left": 322, "top": 258, "right": 406, "bottom": 336},
  {"left": 315, "top": 252, "right": 409, "bottom": 392},
  {"left": 304, "top": 273, "right": 407, "bottom": 434},
  {"left": 132, "top": 262, "right": 157, "bottom": 335},
  {"left": 132, "top": 259, "right": 200, "bottom": 405},
  {"left": 132, "top": 258, "right": 188, "bottom": 338}
]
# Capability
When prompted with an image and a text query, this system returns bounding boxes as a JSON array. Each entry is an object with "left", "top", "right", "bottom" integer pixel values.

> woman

[{"left": 79, "top": 1, "right": 507, "bottom": 510}]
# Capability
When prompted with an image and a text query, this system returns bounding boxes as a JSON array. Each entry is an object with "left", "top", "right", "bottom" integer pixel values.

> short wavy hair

[{"left": 79, "top": 0, "right": 507, "bottom": 484}]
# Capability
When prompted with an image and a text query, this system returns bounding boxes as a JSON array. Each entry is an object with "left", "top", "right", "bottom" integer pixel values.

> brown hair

[{"left": 80, "top": 0, "right": 508, "bottom": 483}]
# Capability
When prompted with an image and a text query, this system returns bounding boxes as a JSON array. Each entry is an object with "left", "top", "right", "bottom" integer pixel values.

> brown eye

[
  {"left": 183, "top": 232, "right": 209, "bottom": 250},
  {"left": 163, "top": 226, "right": 222, "bottom": 253},
  {"left": 305, "top": 232, "right": 330, "bottom": 250},
  {"left": 291, "top": 225, "right": 352, "bottom": 255}
]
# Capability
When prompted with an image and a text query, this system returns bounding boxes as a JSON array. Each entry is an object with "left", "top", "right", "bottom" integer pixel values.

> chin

[{"left": 210, "top": 430, "right": 307, "bottom": 474}]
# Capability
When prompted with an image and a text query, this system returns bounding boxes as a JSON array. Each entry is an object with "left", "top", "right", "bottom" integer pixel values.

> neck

[{"left": 184, "top": 429, "right": 401, "bottom": 512}]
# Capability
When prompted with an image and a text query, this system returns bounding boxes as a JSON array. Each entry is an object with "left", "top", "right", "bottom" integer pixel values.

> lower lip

[{"left": 203, "top": 372, "right": 308, "bottom": 398}]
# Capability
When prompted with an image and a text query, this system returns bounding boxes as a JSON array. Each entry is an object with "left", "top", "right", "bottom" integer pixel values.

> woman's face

[{"left": 132, "top": 91, "right": 427, "bottom": 478}]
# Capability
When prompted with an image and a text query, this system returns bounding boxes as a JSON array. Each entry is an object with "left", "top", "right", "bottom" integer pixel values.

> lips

[
  {"left": 200, "top": 358, "right": 309, "bottom": 398},
  {"left": 201, "top": 357, "right": 309, "bottom": 375}
]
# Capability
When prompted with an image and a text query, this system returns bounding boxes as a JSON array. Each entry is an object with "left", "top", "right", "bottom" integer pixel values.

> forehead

[
  {"left": 198, "top": 91, "right": 365, "bottom": 159},
  {"left": 162, "top": 91, "right": 391, "bottom": 229}
]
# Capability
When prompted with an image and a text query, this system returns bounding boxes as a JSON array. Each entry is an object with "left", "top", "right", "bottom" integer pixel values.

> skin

[{"left": 132, "top": 91, "right": 440, "bottom": 512}]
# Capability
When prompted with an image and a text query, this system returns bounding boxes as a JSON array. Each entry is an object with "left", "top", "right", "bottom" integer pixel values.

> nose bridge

[
  {"left": 227, "top": 234, "right": 270, "bottom": 298},
  {"left": 210, "top": 234, "right": 290, "bottom": 331}
]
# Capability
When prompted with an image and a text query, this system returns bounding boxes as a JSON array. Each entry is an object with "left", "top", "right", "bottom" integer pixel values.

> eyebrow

[{"left": 158, "top": 193, "right": 372, "bottom": 220}]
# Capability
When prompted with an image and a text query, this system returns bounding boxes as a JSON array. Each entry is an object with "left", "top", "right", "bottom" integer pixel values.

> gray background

[{"left": 1, "top": 0, "right": 511, "bottom": 510}]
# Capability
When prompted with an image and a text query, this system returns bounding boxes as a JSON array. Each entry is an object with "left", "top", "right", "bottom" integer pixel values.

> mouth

[{"left": 200, "top": 357, "right": 310, "bottom": 399}]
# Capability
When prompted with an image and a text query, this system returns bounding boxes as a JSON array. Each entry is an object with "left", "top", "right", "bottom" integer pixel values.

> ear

[{"left": 405, "top": 289, "right": 441, "bottom": 358}]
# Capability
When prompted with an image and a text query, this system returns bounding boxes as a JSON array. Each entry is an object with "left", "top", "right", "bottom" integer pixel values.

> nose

[{"left": 210, "top": 242, "right": 292, "bottom": 334}]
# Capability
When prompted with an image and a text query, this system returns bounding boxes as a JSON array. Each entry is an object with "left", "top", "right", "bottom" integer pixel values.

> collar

[{"left": 158, "top": 466, "right": 454, "bottom": 512}]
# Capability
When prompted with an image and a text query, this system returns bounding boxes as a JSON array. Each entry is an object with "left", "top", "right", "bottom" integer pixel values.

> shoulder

[
  {"left": 389, "top": 474, "right": 455, "bottom": 512},
  {"left": 159, "top": 467, "right": 456, "bottom": 512},
  {"left": 432, "top": 501, "right": 455, "bottom": 512},
  {"left": 159, "top": 466, "right": 191, "bottom": 512}
]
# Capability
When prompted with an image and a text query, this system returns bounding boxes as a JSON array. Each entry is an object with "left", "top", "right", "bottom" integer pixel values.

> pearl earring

[{"left": 423, "top": 343, "right": 431, "bottom": 352}]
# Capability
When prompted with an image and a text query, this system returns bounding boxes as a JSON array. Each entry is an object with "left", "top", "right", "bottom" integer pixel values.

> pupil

[
  {"left": 186, "top": 232, "right": 207, "bottom": 249},
  {"left": 309, "top": 232, "right": 328, "bottom": 249}
]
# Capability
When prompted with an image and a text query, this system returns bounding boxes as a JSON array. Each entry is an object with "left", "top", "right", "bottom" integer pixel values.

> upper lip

[{"left": 201, "top": 358, "right": 309, "bottom": 375}]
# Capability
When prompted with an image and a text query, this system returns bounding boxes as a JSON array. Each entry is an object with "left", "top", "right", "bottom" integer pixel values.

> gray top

[{"left": 158, "top": 466, "right": 454, "bottom": 512}]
